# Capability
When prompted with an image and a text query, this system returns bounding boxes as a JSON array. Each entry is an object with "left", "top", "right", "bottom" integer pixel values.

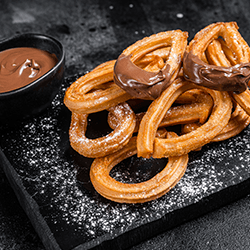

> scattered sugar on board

[{"left": 1, "top": 77, "right": 250, "bottom": 240}]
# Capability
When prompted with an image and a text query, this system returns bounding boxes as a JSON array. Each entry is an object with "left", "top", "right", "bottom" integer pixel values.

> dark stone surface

[{"left": 1, "top": 0, "right": 250, "bottom": 249}]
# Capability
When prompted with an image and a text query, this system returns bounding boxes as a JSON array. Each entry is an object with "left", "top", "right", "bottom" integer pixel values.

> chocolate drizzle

[
  {"left": 113, "top": 54, "right": 172, "bottom": 100},
  {"left": 183, "top": 52, "right": 250, "bottom": 93}
]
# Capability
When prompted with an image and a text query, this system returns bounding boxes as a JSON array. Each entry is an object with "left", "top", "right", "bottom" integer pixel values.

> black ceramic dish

[{"left": 0, "top": 33, "right": 65, "bottom": 128}]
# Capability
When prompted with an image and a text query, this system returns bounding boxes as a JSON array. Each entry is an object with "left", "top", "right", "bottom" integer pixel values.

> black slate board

[{"left": 1, "top": 75, "right": 250, "bottom": 250}]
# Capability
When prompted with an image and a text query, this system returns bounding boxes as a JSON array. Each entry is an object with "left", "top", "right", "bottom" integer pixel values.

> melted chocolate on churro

[
  {"left": 183, "top": 52, "right": 250, "bottom": 93},
  {"left": 113, "top": 54, "right": 172, "bottom": 100}
]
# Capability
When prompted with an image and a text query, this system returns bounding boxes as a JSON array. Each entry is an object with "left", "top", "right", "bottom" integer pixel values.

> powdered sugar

[{"left": 1, "top": 76, "right": 250, "bottom": 249}]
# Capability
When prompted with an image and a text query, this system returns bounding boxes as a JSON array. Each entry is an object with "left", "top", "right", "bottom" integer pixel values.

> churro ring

[
  {"left": 183, "top": 22, "right": 250, "bottom": 93},
  {"left": 69, "top": 102, "right": 136, "bottom": 158},
  {"left": 203, "top": 38, "right": 250, "bottom": 141},
  {"left": 90, "top": 134, "right": 188, "bottom": 203},
  {"left": 114, "top": 30, "right": 188, "bottom": 100},
  {"left": 201, "top": 26, "right": 250, "bottom": 117},
  {"left": 137, "top": 77, "right": 232, "bottom": 158},
  {"left": 183, "top": 23, "right": 250, "bottom": 143},
  {"left": 64, "top": 60, "right": 132, "bottom": 114}
]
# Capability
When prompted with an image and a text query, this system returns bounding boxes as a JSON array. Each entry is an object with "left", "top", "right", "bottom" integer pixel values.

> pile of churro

[{"left": 64, "top": 22, "right": 250, "bottom": 203}]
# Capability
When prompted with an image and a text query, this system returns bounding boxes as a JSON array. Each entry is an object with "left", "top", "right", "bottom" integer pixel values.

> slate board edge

[{"left": 0, "top": 147, "right": 61, "bottom": 250}]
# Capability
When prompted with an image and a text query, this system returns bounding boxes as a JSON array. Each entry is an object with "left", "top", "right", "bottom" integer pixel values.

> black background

[{"left": 1, "top": 0, "right": 250, "bottom": 249}]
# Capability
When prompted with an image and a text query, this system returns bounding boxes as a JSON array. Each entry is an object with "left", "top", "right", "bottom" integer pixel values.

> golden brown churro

[
  {"left": 183, "top": 22, "right": 250, "bottom": 93},
  {"left": 90, "top": 134, "right": 188, "bottom": 203},
  {"left": 185, "top": 21, "right": 250, "bottom": 139},
  {"left": 137, "top": 78, "right": 232, "bottom": 158},
  {"left": 114, "top": 30, "right": 188, "bottom": 100},
  {"left": 64, "top": 60, "right": 132, "bottom": 114},
  {"left": 69, "top": 102, "right": 136, "bottom": 158}
]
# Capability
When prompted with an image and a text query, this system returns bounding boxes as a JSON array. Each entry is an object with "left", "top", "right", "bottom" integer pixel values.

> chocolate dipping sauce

[{"left": 0, "top": 47, "right": 58, "bottom": 93}]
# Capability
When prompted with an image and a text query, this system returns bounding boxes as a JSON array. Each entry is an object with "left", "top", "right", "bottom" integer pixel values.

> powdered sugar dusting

[{"left": 1, "top": 76, "right": 250, "bottom": 248}]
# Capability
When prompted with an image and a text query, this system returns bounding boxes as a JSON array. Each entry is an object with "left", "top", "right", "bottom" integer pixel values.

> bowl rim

[{"left": 0, "top": 33, "right": 65, "bottom": 97}]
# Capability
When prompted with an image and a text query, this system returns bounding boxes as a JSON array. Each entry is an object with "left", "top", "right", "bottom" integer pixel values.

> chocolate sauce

[
  {"left": 113, "top": 54, "right": 172, "bottom": 100},
  {"left": 0, "top": 47, "right": 58, "bottom": 93},
  {"left": 183, "top": 52, "right": 250, "bottom": 93}
]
